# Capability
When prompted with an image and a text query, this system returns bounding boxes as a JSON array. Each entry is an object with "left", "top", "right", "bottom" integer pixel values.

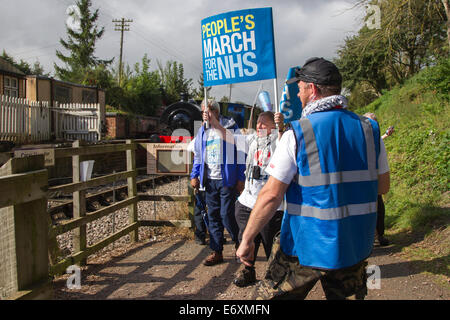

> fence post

[
  {"left": 54, "top": 101, "right": 59, "bottom": 140},
  {"left": 72, "top": 140, "right": 87, "bottom": 266},
  {"left": 0, "top": 155, "right": 52, "bottom": 299},
  {"left": 126, "top": 139, "right": 138, "bottom": 243},
  {"left": 97, "top": 103, "right": 101, "bottom": 141}
]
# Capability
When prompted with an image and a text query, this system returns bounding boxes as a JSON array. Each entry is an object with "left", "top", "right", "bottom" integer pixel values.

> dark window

[
  {"left": 54, "top": 85, "right": 72, "bottom": 103},
  {"left": 4, "top": 76, "right": 19, "bottom": 97},
  {"left": 82, "top": 89, "right": 96, "bottom": 103}
]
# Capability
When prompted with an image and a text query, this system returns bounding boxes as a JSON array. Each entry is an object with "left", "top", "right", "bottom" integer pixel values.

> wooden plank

[
  {"left": 49, "top": 196, "right": 139, "bottom": 237},
  {"left": 0, "top": 169, "right": 47, "bottom": 208},
  {"left": 5, "top": 279, "right": 53, "bottom": 300},
  {"left": 126, "top": 140, "right": 138, "bottom": 243},
  {"left": 47, "top": 175, "right": 162, "bottom": 215},
  {"left": 63, "top": 129, "right": 98, "bottom": 134},
  {"left": 13, "top": 198, "right": 49, "bottom": 292},
  {"left": 54, "top": 143, "right": 135, "bottom": 159},
  {"left": 14, "top": 148, "right": 55, "bottom": 167},
  {"left": 0, "top": 156, "right": 50, "bottom": 300},
  {"left": 72, "top": 140, "right": 86, "bottom": 266},
  {"left": 49, "top": 222, "right": 139, "bottom": 276},
  {"left": 47, "top": 170, "right": 136, "bottom": 194},
  {"left": 138, "top": 194, "right": 190, "bottom": 202},
  {"left": 1, "top": 154, "right": 45, "bottom": 176},
  {"left": 139, "top": 220, "right": 192, "bottom": 228}
]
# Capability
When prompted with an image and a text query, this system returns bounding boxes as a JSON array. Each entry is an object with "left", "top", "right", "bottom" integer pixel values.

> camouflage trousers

[{"left": 254, "top": 235, "right": 368, "bottom": 300}]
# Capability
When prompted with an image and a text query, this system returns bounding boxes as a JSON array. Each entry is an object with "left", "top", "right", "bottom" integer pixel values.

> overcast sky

[{"left": 1, "top": 0, "right": 366, "bottom": 106}]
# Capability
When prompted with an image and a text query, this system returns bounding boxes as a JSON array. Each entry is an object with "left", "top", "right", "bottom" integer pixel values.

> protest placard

[{"left": 201, "top": 7, "right": 276, "bottom": 87}]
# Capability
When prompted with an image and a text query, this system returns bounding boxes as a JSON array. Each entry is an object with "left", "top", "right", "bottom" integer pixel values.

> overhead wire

[{"left": 16, "top": 0, "right": 254, "bottom": 102}]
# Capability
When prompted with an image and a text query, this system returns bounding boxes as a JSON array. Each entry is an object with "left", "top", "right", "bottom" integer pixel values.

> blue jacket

[
  {"left": 282, "top": 109, "right": 380, "bottom": 270},
  {"left": 190, "top": 116, "right": 246, "bottom": 188}
]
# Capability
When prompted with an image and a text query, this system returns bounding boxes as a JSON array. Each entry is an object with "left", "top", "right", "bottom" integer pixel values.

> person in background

[
  {"left": 190, "top": 99, "right": 245, "bottom": 266},
  {"left": 233, "top": 111, "right": 285, "bottom": 287},
  {"left": 364, "top": 112, "right": 394, "bottom": 246},
  {"left": 187, "top": 138, "right": 207, "bottom": 245},
  {"left": 237, "top": 57, "right": 390, "bottom": 300}
]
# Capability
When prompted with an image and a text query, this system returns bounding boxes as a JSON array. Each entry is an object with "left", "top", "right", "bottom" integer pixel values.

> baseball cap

[{"left": 286, "top": 57, "right": 342, "bottom": 86}]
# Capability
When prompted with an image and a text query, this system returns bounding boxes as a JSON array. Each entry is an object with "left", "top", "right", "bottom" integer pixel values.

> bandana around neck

[{"left": 301, "top": 95, "right": 349, "bottom": 117}]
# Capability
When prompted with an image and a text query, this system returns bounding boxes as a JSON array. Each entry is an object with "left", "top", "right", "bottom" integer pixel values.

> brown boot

[
  {"left": 203, "top": 251, "right": 223, "bottom": 266},
  {"left": 374, "top": 234, "right": 390, "bottom": 246},
  {"left": 234, "top": 267, "right": 256, "bottom": 287}
]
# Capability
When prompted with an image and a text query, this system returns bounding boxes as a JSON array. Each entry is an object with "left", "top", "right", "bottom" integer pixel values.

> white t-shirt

[
  {"left": 238, "top": 133, "right": 284, "bottom": 210},
  {"left": 205, "top": 128, "right": 222, "bottom": 180},
  {"left": 265, "top": 130, "right": 389, "bottom": 185}
]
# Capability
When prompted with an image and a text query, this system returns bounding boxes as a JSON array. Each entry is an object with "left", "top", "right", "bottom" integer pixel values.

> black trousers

[
  {"left": 193, "top": 190, "right": 207, "bottom": 242},
  {"left": 376, "top": 195, "right": 385, "bottom": 237},
  {"left": 235, "top": 200, "right": 283, "bottom": 266}
]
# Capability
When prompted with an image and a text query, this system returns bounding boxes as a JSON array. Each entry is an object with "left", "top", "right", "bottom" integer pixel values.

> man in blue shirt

[{"left": 190, "top": 99, "right": 245, "bottom": 266}]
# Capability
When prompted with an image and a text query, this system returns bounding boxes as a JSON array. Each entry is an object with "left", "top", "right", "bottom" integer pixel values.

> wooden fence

[
  {"left": 0, "top": 96, "right": 50, "bottom": 143},
  {"left": 0, "top": 140, "right": 194, "bottom": 299},
  {"left": 54, "top": 102, "right": 101, "bottom": 142},
  {"left": 0, "top": 95, "right": 101, "bottom": 143},
  {"left": 0, "top": 155, "right": 52, "bottom": 300}
]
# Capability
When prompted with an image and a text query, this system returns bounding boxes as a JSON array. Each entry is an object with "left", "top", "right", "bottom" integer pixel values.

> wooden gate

[{"left": 54, "top": 102, "right": 101, "bottom": 142}]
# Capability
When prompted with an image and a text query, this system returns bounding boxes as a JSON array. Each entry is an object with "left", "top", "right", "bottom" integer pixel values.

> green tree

[
  {"left": 1, "top": 50, "right": 48, "bottom": 76},
  {"left": 335, "top": 27, "right": 389, "bottom": 97},
  {"left": 337, "top": 0, "right": 448, "bottom": 108},
  {"left": 30, "top": 61, "right": 48, "bottom": 76},
  {"left": 127, "top": 55, "right": 162, "bottom": 115},
  {"left": 106, "top": 54, "right": 162, "bottom": 116},
  {"left": 83, "top": 64, "right": 115, "bottom": 89},
  {"left": 357, "top": 0, "right": 447, "bottom": 79},
  {"left": 443, "top": 0, "right": 450, "bottom": 49},
  {"left": 54, "top": 0, "right": 112, "bottom": 84},
  {"left": 157, "top": 60, "right": 193, "bottom": 105}
]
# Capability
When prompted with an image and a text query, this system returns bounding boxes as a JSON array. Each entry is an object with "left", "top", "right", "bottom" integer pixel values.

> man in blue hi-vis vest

[{"left": 236, "top": 57, "right": 390, "bottom": 300}]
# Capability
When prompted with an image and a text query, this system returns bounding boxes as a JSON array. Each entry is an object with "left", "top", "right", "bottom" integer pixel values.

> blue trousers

[
  {"left": 204, "top": 179, "right": 239, "bottom": 252},
  {"left": 193, "top": 190, "right": 207, "bottom": 242}
]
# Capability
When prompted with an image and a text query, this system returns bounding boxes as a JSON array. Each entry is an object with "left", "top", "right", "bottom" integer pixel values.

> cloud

[{"left": 0, "top": 0, "right": 365, "bottom": 105}]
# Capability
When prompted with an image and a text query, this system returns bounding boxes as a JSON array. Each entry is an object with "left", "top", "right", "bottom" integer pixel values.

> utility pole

[{"left": 113, "top": 18, "right": 133, "bottom": 85}]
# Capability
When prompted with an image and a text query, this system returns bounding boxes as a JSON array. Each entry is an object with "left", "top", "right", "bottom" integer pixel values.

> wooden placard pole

[
  {"left": 72, "top": 140, "right": 87, "bottom": 266},
  {"left": 126, "top": 139, "right": 138, "bottom": 243}
]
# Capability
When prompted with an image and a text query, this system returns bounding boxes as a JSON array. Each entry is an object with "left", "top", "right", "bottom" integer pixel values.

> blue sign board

[
  {"left": 201, "top": 8, "right": 277, "bottom": 87},
  {"left": 279, "top": 66, "right": 302, "bottom": 123}
]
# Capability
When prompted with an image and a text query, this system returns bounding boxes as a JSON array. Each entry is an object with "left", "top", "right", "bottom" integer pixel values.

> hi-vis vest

[{"left": 281, "top": 109, "right": 380, "bottom": 270}]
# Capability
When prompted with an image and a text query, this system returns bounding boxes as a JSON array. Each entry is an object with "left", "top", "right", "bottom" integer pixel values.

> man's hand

[
  {"left": 274, "top": 112, "right": 284, "bottom": 127},
  {"left": 202, "top": 108, "right": 210, "bottom": 124},
  {"left": 208, "top": 112, "right": 221, "bottom": 129},
  {"left": 203, "top": 107, "right": 220, "bottom": 128},
  {"left": 235, "top": 180, "right": 245, "bottom": 194},
  {"left": 275, "top": 112, "right": 285, "bottom": 136},
  {"left": 236, "top": 239, "right": 255, "bottom": 267},
  {"left": 190, "top": 178, "right": 200, "bottom": 190}
]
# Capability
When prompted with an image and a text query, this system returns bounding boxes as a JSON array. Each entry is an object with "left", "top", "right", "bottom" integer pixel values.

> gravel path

[
  {"left": 52, "top": 231, "right": 450, "bottom": 300},
  {"left": 51, "top": 177, "right": 449, "bottom": 300}
]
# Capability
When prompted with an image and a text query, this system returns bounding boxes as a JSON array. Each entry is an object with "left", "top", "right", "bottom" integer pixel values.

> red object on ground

[{"left": 158, "top": 136, "right": 193, "bottom": 143}]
